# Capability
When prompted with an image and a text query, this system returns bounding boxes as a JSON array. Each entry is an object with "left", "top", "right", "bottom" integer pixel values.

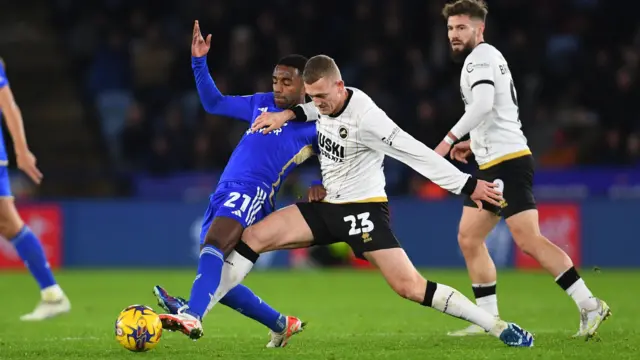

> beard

[{"left": 450, "top": 42, "right": 475, "bottom": 63}]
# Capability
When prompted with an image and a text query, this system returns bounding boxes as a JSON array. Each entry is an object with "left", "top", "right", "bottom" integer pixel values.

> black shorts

[
  {"left": 296, "top": 201, "right": 400, "bottom": 259},
  {"left": 464, "top": 154, "right": 536, "bottom": 219}
]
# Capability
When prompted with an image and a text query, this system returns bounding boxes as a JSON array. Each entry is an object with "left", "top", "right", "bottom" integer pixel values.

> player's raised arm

[
  {"left": 191, "top": 20, "right": 254, "bottom": 122},
  {"left": 251, "top": 101, "right": 318, "bottom": 134},
  {"left": 0, "top": 60, "right": 43, "bottom": 184},
  {"left": 360, "top": 108, "right": 501, "bottom": 207}
]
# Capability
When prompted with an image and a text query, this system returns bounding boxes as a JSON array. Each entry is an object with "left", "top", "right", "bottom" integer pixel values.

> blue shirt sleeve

[
  {"left": 192, "top": 56, "right": 254, "bottom": 122},
  {"left": 0, "top": 65, "right": 8, "bottom": 88}
]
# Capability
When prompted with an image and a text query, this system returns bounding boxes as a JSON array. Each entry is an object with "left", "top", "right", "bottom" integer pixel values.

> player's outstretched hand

[
  {"left": 251, "top": 111, "right": 289, "bottom": 134},
  {"left": 449, "top": 140, "right": 472, "bottom": 164},
  {"left": 16, "top": 150, "right": 43, "bottom": 185},
  {"left": 470, "top": 180, "right": 502, "bottom": 210},
  {"left": 192, "top": 20, "right": 211, "bottom": 57},
  {"left": 307, "top": 184, "right": 327, "bottom": 202}
]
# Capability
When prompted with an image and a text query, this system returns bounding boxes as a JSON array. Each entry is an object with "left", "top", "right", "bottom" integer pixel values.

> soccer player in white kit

[
  {"left": 162, "top": 54, "right": 535, "bottom": 347},
  {"left": 432, "top": 0, "right": 610, "bottom": 339}
]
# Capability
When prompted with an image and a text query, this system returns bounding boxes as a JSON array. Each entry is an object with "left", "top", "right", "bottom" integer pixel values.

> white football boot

[
  {"left": 447, "top": 324, "right": 488, "bottom": 336},
  {"left": 20, "top": 286, "right": 71, "bottom": 321},
  {"left": 573, "top": 298, "right": 611, "bottom": 340},
  {"left": 266, "top": 315, "right": 306, "bottom": 348}
]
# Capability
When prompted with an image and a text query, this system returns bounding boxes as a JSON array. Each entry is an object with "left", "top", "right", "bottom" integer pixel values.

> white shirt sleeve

[
  {"left": 291, "top": 102, "right": 319, "bottom": 122},
  {"left": 450, "top": 84, "right": 495, "bottom": 139},
  {"left": 360, "top": 108, "right": 472, "bottom": 195},
  {"left": 450, "top": 53, "right": 496, "bottom": 139}
]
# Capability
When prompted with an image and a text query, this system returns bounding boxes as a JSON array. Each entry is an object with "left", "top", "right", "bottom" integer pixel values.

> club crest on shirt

[{"left": 338, "top": 126, "right": 349, "bottom": 139}]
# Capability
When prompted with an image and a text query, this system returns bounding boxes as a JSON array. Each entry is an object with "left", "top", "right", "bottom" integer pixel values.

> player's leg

[
  {"left": 155, "top": 274, "right": 291, "bottom": 333},
  {"left": 0, "top": 194, "right": 70, "bottom": 320},
  {"left": 448, "top": 205, "right": 500, "bottom": 336},
  {"left": 506, "top": 209, "right": 610, "bottom": 338},
  {"left": 364, "top": 247, "right": 532, "bottom": 347},
  {"left": 160, "top": 203, "right": 314, "bottom": 340},
  {"left": 218, "top": 284, "right": 305, "bottom": 348},
  {"left": 213, "top": 203, "right": 317, "bottom": 299},
  {"left": 185, "top": 185, "right": 270, "bottom": 321},
  {"left": 186, "top": 216, "right": 243, "bottom": 320},
  {"left": 501, "top": 155, "right": 609, "bottom": 338}
]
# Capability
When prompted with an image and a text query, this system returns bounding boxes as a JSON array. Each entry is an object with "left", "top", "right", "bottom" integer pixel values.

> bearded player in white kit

[
  {"left": 432, "top": 0, "right": 610, "bottom": 339},
  {"left": 160, "top": 54, "right": 534, "bottom": 347}
]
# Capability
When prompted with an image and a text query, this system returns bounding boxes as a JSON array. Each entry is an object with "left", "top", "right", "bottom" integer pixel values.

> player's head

[
  {"left": 442, "top": 0, "right": 488, "bottom": 63},
  {"left": 302, "top": 55, "right": 346, "bottom": 116},
  {"left": 273, "top": 54, "right": 308, "bottom": 109},
  {"left": 0, "top": 57, "right": 5, "bottom": 69}
]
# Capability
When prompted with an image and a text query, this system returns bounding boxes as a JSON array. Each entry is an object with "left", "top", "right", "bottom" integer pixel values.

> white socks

[
  {"left": 205, "top": 250, "right": 256, "bottom": 316},
  {"left": 565, "top": 278, "right": 597, "bottom": 310},
  {"left": 430, "top": 283, "right": 502, "bottom": 335},
  {"left": 472, "top": 281, "right": 499, "bottom": 318}
]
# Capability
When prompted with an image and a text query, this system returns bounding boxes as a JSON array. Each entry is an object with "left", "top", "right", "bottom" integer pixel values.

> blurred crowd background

[{"left": 0, "top": 0, "right": 638, "bottom": 199}]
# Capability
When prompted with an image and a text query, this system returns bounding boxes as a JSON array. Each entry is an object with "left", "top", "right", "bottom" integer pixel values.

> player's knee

[
  {"left": 0, "top": 200, "right": 23, "bottom": 239},
  {"left": 0, "top": 215, "right": 23, "bottom": 239},
  {"left": 457, "top": 228, "right": 483, "bottom": 254},
  {"left": 240, "top": 226, "right": 268, "bottom": 253},
  {"left": 203, "top": 232, "right": 236, "bottom": 255}
]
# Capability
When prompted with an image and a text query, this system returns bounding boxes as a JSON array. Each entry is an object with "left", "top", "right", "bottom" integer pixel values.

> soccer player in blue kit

[
  {"left": 0, "top": 58, "right": 71, "bottom": 320},
  {"left": 153, "top": 21, "right": 317, "bottom": 347}
]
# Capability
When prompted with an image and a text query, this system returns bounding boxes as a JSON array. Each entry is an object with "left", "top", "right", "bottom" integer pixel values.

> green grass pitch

[{"left": 0, "top": 269, "right": 638, "bottom": 359}]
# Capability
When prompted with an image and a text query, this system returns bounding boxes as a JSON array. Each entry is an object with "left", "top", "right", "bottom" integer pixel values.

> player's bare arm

[
  {"left": 252, "top": 101, "right": 317, "bottom": 134},
  {"left": 0, "top": 83, "right": 42, "bottom": 184}
]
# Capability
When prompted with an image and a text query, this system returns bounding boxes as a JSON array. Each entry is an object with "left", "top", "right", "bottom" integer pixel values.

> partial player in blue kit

[
  {"left": 153, "top": 20, "right": 317, "bottom": 347},
  {"left": 0, "top": 58, "right": 70, "bottom": 320}
]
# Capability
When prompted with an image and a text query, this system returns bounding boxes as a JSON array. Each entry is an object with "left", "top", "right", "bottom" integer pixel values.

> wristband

[
  {"left": 461, "top": 176, "right": 477, "bottom": 196},
  {"left": 443, "top": 135, "right": 455, "bottom": 145}
]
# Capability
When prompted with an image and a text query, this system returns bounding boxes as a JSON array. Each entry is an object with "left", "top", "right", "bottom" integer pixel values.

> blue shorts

[
  {"left": 0, "top": 166, "right": 12, "bottom": 197},
  {"left": 199, "top": 182, "right": 273, "bottom": 244}
]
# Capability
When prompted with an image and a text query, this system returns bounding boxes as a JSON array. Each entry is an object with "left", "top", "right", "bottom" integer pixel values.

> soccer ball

[{"left": 114, "top": 304, "right": 163, "bottom": 352}]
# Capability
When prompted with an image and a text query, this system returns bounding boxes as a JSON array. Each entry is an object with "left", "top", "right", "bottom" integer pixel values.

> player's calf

[
  {"left": 0, "top": 199, "right": 70, "bottom": 320},
  {"left": 507, "top": 210, "right": 609, "bottom": 336},
  {"left": 367, "top": 248, "right": 533, "bottom": 347},
  {"left": 507, "top": 210, "right": 574, "bottom": 276}
]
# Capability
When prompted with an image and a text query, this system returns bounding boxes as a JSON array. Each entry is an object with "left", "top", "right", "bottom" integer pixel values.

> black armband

[
  {"left": 461, "top": 176, "right": 477, "bottom": 196},
  {"left": 290, "top": 106, "right": 308, "bottom": 122}
]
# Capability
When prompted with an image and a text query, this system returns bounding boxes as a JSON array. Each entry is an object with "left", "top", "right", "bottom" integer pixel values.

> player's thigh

[
  {"left": 331, "top": 203, "right": 401, "bottom": 260},
  {"left": 458, "top": 206, "right": 500, "bottom": 245},
  {"left": 242, "top": 204, "right": 314, "bottom": 253},
  {"left": 202, "top": 184, "right": 270, "bottom": 251},
  {"left": 364, "top": 247, "right": 424, "bottom": 299},
  {"left": 505, "top": 209, "right": 541, "bottom": 246}
]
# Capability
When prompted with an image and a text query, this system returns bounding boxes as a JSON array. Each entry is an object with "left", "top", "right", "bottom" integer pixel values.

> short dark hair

[
  {"left": 442, "top": 0, "right": 488, "bottom": 22},
  {"left": 277, "top": 54, "right": 308, "bottom": 74},
  {"left": 302, "top": 55, "right": 340, "bottom": 85}
]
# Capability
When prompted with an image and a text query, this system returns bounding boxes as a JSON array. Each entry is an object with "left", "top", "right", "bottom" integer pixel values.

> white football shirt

[
  {"left": 302, "top": 87, "right": 472, "bottom": 203},
  {"left": 455, "top": 43, "right": 530, "bottom": 169}
]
